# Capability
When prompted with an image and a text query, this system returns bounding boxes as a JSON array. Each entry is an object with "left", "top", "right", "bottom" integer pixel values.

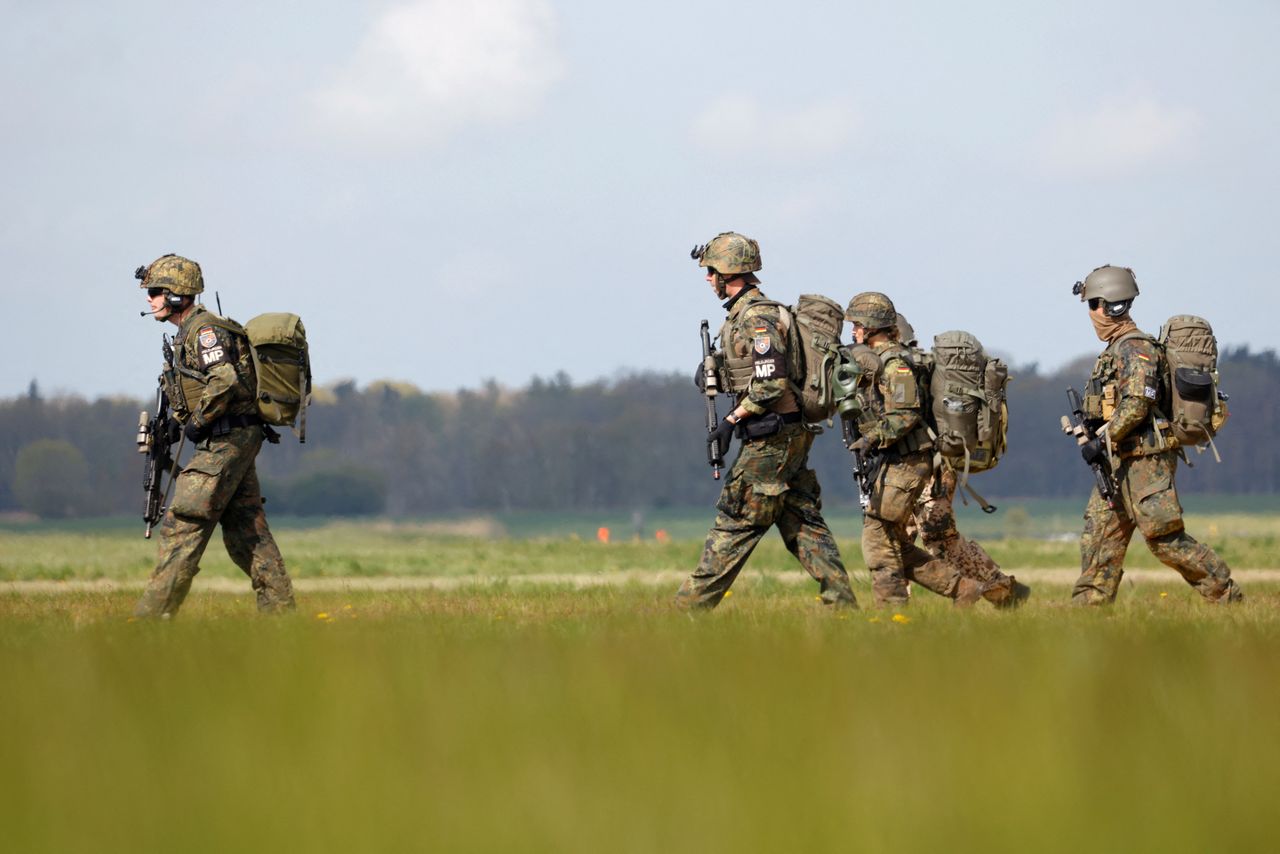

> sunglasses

[{"left": 147, "top": 287, "right": 168, "bottom": 298}]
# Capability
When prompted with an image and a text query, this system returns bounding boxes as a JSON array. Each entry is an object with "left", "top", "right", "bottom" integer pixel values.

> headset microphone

[{"left": 140, "top": 308, "right": 162, "bottom": 317}]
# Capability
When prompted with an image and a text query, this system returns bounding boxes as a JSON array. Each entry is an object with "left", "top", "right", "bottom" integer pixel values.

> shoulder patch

[
  {"left": 753, "top": 335, "right": 772, "bottom": 355},
  {"left": 195, "top": 324, "right": 229, "bottom": 369}
]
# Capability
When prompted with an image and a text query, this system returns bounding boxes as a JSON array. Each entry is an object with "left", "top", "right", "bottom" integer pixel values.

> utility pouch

[{"left": 740, "top": 412, "right": 784, "bottom": 440}]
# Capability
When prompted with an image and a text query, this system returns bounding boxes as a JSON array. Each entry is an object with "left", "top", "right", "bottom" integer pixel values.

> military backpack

[
  {"left": 927, "top": 330, "right": 1010, "bottom": 477},
  {"left": 1155, "top": 315, "right": 1228, "bottom": 457},
  {"left": 764, "top": 294, "right": 846, "bottom": 423},
  {"left": 181, "top": 311, "right": 312, "bottom": 442},
  {"left": 737, "top": 295, "right": 844, "bottom": 425}
]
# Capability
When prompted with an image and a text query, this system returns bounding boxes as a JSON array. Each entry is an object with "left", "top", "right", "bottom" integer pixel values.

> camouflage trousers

[
  {"left": 914, "top": 466, "right": 1026, "bottom": 606},
  {"left": 863, "top": 451, "right": 973, "bottom": 607},
  {"left": 1073, "top": 451, "right": 1241, "bottom": 605},
  {"left": 134, "top": 427, "right": 295, "bottom": 618},
  {"left": 677, "top": 424, "right": 857, "bottom": 609}
]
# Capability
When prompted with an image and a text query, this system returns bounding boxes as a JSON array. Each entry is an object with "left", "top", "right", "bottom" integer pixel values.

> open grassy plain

[{"left": 3, "top": 511, "right": 1280, "bottom": 852}]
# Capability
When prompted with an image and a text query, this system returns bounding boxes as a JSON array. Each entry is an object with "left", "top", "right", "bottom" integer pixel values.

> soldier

[
  {"left": 895, "top": 314, "right": 1031, "bottom": 608},
  {"left": 676, "top": 232, "right": 858, "bottom": 609},
  {"left": 845, "top": 293, "right": 986, "bottom": 607},
  {"left": 133, "top": 254, "right": 295, "bottom": 618},
  {"left": 1070, "top": 265, "right": 1241, "bottom": 605}
]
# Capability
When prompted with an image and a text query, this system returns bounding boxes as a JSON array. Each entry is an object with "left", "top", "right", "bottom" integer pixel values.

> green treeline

[{"left": 2, "top": 350, "right": 1278, "bottom": 519}]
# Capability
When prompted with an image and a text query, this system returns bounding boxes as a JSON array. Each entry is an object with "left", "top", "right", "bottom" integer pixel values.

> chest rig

[{"left": 1085, "top": 333, "right": 1170, "bottom": 457}]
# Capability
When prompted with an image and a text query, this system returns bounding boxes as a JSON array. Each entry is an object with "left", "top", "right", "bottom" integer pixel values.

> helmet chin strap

[{"left": 711, "top": 272, "right": 730, "bottom": 300}]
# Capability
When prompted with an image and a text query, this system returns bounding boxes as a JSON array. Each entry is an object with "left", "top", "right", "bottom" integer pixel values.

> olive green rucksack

[
  {"left": 928, "top": 330, "right": 1009, "bottom": 477},
  {"left": 243, "top": 313, "right": 312, "bottom": 442},
  {"left": 759, "top": 294, "right": 846, "bottom": 423},
  {"left": 1156, "top": 315, "right": 1228, "bottom": 458}
]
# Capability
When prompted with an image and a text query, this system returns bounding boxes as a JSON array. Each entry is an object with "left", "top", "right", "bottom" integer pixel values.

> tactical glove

[
  {"left": 849, "top": 436, "right": 873, "bottom": 454},
  {"left": 164, "top": 417, "right": 183, "bottom": 446},
  {"left": 708, "top": 416, "right": 736, "bottom": 450},
  {"left": 1080, "top": 436, "right": 1105, "bottom": 466},
  {"left": 184, "top": 421, "right": 211, "bottom": 444}
]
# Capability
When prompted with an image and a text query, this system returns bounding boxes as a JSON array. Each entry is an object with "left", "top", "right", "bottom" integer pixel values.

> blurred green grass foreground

[{"left": 2, "top": 512, "right": 1280, "bottom": 852}]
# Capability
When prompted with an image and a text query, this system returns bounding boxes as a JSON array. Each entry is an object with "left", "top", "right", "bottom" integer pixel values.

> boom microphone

[{"left": 140, "top": 308, "right": 163, "bottom": 317}]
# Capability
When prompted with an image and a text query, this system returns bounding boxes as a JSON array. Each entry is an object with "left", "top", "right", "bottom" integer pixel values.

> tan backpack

[
  {"left": 928, "top": 330, "right": 1009, "bottom": 477},
  {"left": 1157, "top": 315, "right": 1228, "bottom": 458}
]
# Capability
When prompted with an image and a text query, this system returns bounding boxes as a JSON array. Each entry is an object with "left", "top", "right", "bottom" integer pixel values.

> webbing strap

[{"left": 960, "top": 480, "right": 998, "bottom": 514}]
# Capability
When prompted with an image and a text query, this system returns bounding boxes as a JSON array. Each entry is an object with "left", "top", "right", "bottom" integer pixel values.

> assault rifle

[
  {"left": 1061, "top": 387, "right": 1115, "bottom": 508},
  {"left": 700, "top": 320, "right": 727, "bottom": 479},
  {"left": 136, "top": 336, "right": 184, "bottom": 538}
]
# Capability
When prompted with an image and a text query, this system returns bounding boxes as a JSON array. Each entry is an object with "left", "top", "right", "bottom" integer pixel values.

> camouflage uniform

[
  {"left": 133, "top": 305, "right": 295, "bottom": 617},
  {"left": 1072, "top": 330, "right": 1240, "bottom": 604},
  {"left": 914, "top": 466, "right": 1027, "bottom": 606},
  {"left": 857, "top": 341, "right": 981, "bottom": 607},
  {"left": 678, "top": 286, "right": 857, "bottom": 609}
]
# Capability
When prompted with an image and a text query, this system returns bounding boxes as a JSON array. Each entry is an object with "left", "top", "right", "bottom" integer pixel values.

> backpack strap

[
  {"left": 939, "top": 452, "right": 996, "bottom": 512},
  {"left": 959, "top": 479, "right": 998, "bottom": 514}
]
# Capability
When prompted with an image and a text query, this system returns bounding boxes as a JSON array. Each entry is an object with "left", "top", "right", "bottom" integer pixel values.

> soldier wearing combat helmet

[
  {"left": 676, "top": 232, "right": 857, "bottom": 609},
  {"left": 1069, "top": 265, "right": 1240, "bottom": 605},
  {"left": 844, "top": 293, "right": 989, "bottom": 606},
  {"left": 133, "top": 254, "right": 295, "bottom": 617}
]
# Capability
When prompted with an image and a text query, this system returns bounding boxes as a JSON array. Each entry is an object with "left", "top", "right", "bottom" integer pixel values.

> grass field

[
  {"left": 3, "top": 511, "right": 1280, "bottom": 852},
  {"left": 3, "top": 499, "right": 1280, "bottom": 583}
]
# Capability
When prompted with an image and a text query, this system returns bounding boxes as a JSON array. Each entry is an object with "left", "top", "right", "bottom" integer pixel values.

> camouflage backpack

[
  {"left": 928, "top": 330, "right": 1010, "bottom": 478},
  {"left": 1155, "top": 315, "right": 1228, "bottom": 458}
]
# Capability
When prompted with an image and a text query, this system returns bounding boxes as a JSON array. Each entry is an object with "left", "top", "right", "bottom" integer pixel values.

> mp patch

[
  {"left": 200, "top": 346, "right": 226, "bottom": 367},
  {"left": 198, "top": 327, "right": 218, "bottom": 349}
]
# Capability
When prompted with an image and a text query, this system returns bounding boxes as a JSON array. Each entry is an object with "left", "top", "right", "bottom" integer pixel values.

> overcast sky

[{"left": 3, "top": 0, "right": 1277, "bottom": 399}]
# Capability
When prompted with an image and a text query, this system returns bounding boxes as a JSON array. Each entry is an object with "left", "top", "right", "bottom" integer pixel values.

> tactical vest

[
  {"left": 716, "top": 292, "right": 798, "bottom": 412},
  {"left": 162, "top": 310, "right": 254, "bottom": 424},
  {"left": 1085, "top": 332, "right": 1170, "bottom": 458}
]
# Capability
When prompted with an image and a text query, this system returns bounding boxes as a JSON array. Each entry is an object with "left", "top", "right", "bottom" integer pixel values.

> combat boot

[{"left": 994, "top": 577, "right": 1031, "bottom": 609}]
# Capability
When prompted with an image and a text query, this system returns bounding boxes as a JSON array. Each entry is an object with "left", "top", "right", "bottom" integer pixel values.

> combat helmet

[
  {"left": 136, "top": 253, "right": 204, "bottom": 296},
  {"left": 691, "top": 232, "right": 762, "bottom": 281},
  {"left": 895, "top": 313, "right": 917, "bottom": 347},
  {"left": 1073, "top": 264, "right": 1137, "bottom": 318},
  {"left": 845, "top": 292, "right": 897, "bottom": 332}
]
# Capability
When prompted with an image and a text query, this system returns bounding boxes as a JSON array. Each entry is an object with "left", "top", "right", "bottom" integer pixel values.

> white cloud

[
  {"left": 1037, "top": 94, "right": 1202, "bottom": 178},
  {"left": 312, "top": 0, "right": 564, "bottom": 147},
  {"left": 691, "top": 94, "right": 859, "bottom": 158}
]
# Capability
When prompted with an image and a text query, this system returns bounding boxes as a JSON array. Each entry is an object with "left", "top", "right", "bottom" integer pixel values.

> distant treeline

[{"left": 2, "top": 348, "right": 1278, "bottom": 519}]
